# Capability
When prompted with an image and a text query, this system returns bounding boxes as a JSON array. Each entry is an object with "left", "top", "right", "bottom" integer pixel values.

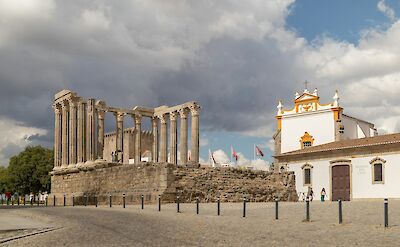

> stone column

[
  {"left": 115, "top": 112, "right": 125, "bottom": 163},
  {"left": 77, "top": 100, "right": 86, "bottom": 164},
  {"left": 97, "top": 109, "right": 105, "bottom": 160},
  {"left": 134, "top": 113, "right": 142, "bottom": 164},
  {"left": 190, "top": 104, "right": 200, "bottom": 163},
  {"left": 178, "top": 108, "right": 188, "bottom": 165},
  {"left": 68, "top": 99, "right": 78, "bottom": 167},
  {"left": 61, "top": 100, "right": 69, "bottom": 168},
  {"left": 86, "top": 99, "right": 97, "bottom": 163},
  {"left": 152, "top": 117, "right": 158, "bottom": 162},
  {"left": 169, "top": 112, "right": 178, "bottom": 164},
  {"left": 53, "top": 104, "right": 62, "bottom": 170},
  {"left": 159, "top": 114, "right": 168, "bottom": 162}
]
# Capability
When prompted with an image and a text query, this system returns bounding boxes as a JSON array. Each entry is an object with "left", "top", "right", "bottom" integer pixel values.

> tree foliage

[{"left": 4, "top": 146, "right": 53, "bottom": 194}]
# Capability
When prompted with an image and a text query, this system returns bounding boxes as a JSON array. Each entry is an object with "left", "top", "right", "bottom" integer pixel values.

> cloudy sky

[{"left": 1, "top": 0, "right": 400, "bottom": 166}]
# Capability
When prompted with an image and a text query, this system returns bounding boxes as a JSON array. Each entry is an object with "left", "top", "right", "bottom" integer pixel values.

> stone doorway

[{"left": 331, "top": 165, "right": 350, "bottom": 201}]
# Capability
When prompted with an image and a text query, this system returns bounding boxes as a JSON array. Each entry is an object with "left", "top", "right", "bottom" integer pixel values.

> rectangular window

[
  {"left": 374, "top": 164, "right": 382, "bottom": 182},
  {"left": 303, "top": 141, "right": 312, "bottom": 148},
  {"left": 304, "top": 168, "right": 311, "bottom": 185}
]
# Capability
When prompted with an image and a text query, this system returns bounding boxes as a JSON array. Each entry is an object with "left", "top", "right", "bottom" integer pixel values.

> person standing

[{"left": 321, "top": 188, "right": 326, "bottom": 202}]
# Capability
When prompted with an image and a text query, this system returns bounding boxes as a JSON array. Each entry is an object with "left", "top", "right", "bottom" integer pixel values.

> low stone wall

[
  {"left": 173, "top": 167, "right": 297, "bottom": 202},
  {"left": 49, "top": 163, "right": 297, "bottom": 206}
]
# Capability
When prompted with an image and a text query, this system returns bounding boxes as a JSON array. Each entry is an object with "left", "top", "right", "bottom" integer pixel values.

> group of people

[{"left": 299, "top": 187, "right": 327, "bottom": 202}]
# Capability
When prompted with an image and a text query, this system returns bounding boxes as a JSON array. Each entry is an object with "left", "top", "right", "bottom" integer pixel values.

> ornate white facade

[{"left": 274, "top": 89, "right": 400, "bottom": 201}]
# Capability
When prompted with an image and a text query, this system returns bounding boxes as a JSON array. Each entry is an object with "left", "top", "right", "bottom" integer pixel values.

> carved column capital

[
  {"left": 53, "top": 103, "right": 62, "bottom": 114},
  {"left": 98, "top": 110, "right": 105, "bottom": 120},
  {"left": 178, "top": 108, "right": 189, "bottom": 119},
  {"left": 152, "top": 116, "right": 158, "bottom": 126},
  {"left": 189, "top": 104, "right": 201, "bottom": 117},
  {"left": 170, "top": 111, "right": 178, "bottom": 121},
  {"left": 115, "top": 112, "right": 125, "bottom": 122},
  {"left": 134, "top": 113, "right": 142, "bottom": 124},
  {"left": 159, "top": 114, "right": 167, "bottom": 124},
  {"left": 60, "top": 99, "right": 70, "bottom": 109}
]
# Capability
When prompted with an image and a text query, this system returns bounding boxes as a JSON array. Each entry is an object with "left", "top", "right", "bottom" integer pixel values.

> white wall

[
  {"left": 341, "top": 115, "right": 357, "bottom": 139},
  {"left": 281, "top": 111, "right": 335, "bottom": 153},
  {"left": 341, "top": 115, "right": 373, "bottom": 139},
  {"left": 352, "top": 154, "right": 400, "bottom": 199},
  {"left": 287, "top": 152, "right": 400, "bottom": 201},
  {"left": 288, "top": 161, "right": 331, "bottom": 201}
]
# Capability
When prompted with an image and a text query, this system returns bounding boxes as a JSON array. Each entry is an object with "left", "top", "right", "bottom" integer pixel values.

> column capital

[
  {"left": 53, "top": 103, "right": 62, "bottom": 114},
  {"left": 178, "top": 108, "right": 189, "bottom": 119},
  {"left": 170, "top": 111, "right": 178, "bottom": 121},
  {"left": 98, "top": 110, "right": 105, "bottom": 119},
  {"left": 68, "top": 97, "right": 79, "bottom": 107},
  {"left": 152, "top": 116, "right": 158, "bottom": 126},
  {"left": 189, "top": 104, "right": 201, "bottom": 117},
  {"left": 134, "top": 113, "right": 142, "bottom": 124},
  {"left": 114, "top": 112, "right": 125, "bottom": 122},
  {"left": 60, "top": 99, "right": 70, "bottom": 109},
  {"left": 158, "top": 114, "right": 167, "bottom": 124}
]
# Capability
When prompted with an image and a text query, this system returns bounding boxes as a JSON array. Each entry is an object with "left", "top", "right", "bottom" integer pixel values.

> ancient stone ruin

[{"left": 50, "top": 90, "right": 297, "bottom": 205}]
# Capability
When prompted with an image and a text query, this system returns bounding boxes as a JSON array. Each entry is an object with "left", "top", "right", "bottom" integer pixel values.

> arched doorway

[{"left": 330, "top": 160, "right": 351, "bottom": 201}]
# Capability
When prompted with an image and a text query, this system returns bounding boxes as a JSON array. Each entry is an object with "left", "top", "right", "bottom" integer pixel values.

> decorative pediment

[
  {"left": 300, "top": 132, "right": 314, "bottom": 149},
  {"left": 295, "top": 92, "right": 319, "bottom": 103}
]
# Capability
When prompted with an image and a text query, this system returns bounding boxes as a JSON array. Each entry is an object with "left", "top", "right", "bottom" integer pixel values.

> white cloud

[
  {"left": 377, "top": 0, "right": 396, "bottom": 22},
  {"left": 0, "top": 117, "right": 47, "bottom": 166},
  {"left": 2, "top": 0, "right": 400, "bottom": 164},
  {"left": 213, "top": 149, "right": 231, "bottom": 164},
  {"left": 81, "top": 9, "right": 110, "bottom": 31}
]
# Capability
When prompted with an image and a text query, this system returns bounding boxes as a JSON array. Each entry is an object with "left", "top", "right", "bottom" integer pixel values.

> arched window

[
  {"left": 370, "top": 157, "right": 386, "bottom": 184},
  {"left": 301, "top": 163, "right": 313, "bottom": 186}
]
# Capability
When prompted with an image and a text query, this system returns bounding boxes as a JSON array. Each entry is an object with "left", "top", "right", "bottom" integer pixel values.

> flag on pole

[
  {"left": 209, "top": 149, "right": 217, "bottom": 167},
  {"left": 231, "top": 146, "right": 238, "bottom": 161},
  {"left": 255, "top": 145, "right": 264, "bottom": 157}
]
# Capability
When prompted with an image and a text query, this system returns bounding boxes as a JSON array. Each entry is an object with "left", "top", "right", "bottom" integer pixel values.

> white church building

[{"left": 273, "top": 88, "right": 400, "bottom": 201}]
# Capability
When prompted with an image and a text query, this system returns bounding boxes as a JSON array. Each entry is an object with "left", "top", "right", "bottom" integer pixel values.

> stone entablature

[{"left": 52, "top": 90, "right": 201, "bottom": 175}]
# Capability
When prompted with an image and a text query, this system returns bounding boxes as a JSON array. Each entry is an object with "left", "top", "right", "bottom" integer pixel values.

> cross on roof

[{"left": 304, "top": 80, "right": 310, "bottom": 90}]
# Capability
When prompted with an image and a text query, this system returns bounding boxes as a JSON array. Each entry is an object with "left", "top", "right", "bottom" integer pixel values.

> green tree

[
  {"left": 0, "top": 166, "right": 11, "bottom": 193},
  {"left": 8, "top": 146, "right": 53, "bottom": 194}
]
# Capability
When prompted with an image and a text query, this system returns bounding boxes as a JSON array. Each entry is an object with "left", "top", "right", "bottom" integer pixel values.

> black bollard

[
  {"left": 1, "top": 197, "right": 3, "bottom": 205},
  {"left": 384, "top": 198, "right": 388, "bottom": 228},
  {"left": 84, "top": 195, "right": 87, "bottom": 207},
  {"left": 243, "top": 197, "right": 246, "bottom": 218},
  {"left": 141, "top": 195, "right": 144, "bottom": 210},
  {"left": 123, "top": 194, "right": 126, "bottom": 208},
  {"left": 109, "top": 195, "right": 112, "bottom": 208},
  {"left": 177, "top": 196, "right": 180, "bottom": 213},
  {"left": 12, "top": 199, "right": 14, "bottom": 206},
  {"left": 53, "top": 195, "right": 56, "bottom": 207},
  {"left": 17, "top": 196, "right": 20, "bottom": 206},
  {"left": 23, "top": 196, "right": 26, "bottom": 206},
  {"left": 72, "top": 195, "right": 75, "bottom": 207},
  {"left": 45, "top": 196, "right": 48, "bottom": 207},
  {"left": 63, "top": 195, "right": 66, "bottom": 207},
  {"left": 158, "top": 195, "right": 161, "bottom": 212},
  {"left": 338, "top": 199, "right": 342, "bottom": 224},
  {"left": 95, "top": 195, "right": 97, "bottom": 207},
  {"left": 275, "top": 199, "right": 279, "bottom": 220},
  {"left": 217, "top": 198, "right": 220, "bottom": 216},
  {"left": 196, "top": 197, "right": 199, "bottom": 215},
  {"left": 306, "top": 198, "right": 310, "bottom": 222},
  {"left": 37, "top": 196, "right": 40, "bottom": 207}
]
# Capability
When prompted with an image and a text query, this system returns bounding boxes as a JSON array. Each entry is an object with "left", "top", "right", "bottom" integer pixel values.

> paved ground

[{"left": 0, "top": 201, "right": 399, "bottom": 246}]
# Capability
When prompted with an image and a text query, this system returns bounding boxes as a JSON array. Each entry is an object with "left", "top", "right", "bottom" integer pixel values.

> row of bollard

[{"left": 0, "top": 194, "right": 392, "bottom": 227}]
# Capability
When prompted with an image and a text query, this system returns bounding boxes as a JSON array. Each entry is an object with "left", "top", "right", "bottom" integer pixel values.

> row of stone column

[
  {"left": 54, "top": 98, "right": 200, "bottom": 168},
  {"left": 53, "top": 98, "right": 103, "bottom": 170}
]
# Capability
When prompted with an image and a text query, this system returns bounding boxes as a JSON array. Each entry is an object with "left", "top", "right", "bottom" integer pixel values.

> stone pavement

[{"left": 0, "top": 201, "right": 399, "bottom": 246}]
